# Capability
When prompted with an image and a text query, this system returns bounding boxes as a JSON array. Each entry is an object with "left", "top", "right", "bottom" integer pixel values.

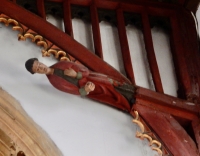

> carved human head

[
  {"left": 25, "top": 58, "right": 38, "bottom": 74},
  {"left": 25, "top": 58, "right": 50, "bottom": 74}
]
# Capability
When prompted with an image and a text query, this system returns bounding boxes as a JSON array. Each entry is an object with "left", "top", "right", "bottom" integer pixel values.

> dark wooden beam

[
  {"left": 0, "top": 0, "right": 131, "bottom": 84},
  {"left": 100, "top": 0, "right": 180, "bottom": 8},
  {"left": 45, "top": 0, "right": 63, "bottom": 2},
  {"left": 131, "top": 105, "right": 199, "bottom": 156},
  {"left": 178, "top": 0, "right": 186, "bottom": 4},
  {"left": 63, "top": 0, "right": 74, "bottom": 37},
  {"left": 37, "top": 0, "right": 46, "bottom": 19},
  {"left": 90, "top": 1, "right": 103, "bottom": 58},
  {"left": 45, "top": 0, "right": 177, "bottom": 16},
  {"left": 184, "top": 0, "right": 200, "bottom": 13},
  {"left": 141, "top": 13, "right": 163, "bottom": 93},
  {"left": 175, "top": 8, "right": 200, "bottom": 103},
  {"left": 70, "top": 0, "right": 92, "bottom": 6},
  {"left": 170, "top": 13, "right": 196, "bottom": 100},
  {"left": 116, "top": 8, "right": 135, "bottom": 84},
  {"left": 192, "top": 119, "right": 200, "bottom": 154},
  {"left": 135, "top": 87, "right": 200, "bottom": 120},
  {"left": 11, "top": 0, "right": 16, "bottom": 3},
  {"left": 69, "top": 0, "right": 177, "bottom": 16}
]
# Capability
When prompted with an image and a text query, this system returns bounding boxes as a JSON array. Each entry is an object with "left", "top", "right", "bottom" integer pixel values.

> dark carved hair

[{"left": 25, "top": 58, "right": 38, "bottom": 74}]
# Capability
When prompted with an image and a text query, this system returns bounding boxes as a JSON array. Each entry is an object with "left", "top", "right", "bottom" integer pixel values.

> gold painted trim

[
  {"left": 0, "top": 15, "right": 70, "bottom": 61},
  {"left": 132, "top": 111, "right": 163, "bottom": 156}
]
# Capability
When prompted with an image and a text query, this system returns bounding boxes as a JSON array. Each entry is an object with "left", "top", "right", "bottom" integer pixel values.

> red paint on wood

[
  {"left": 90, "top": 2, "right": 103, "bottom": 58},
  {"left": 63, "top": 0, "right": 74, "bottom": 37},
  {"left": 46, "top": 0, "right": 180, "bottom": 17},
  {"left": 11, "top": 0, "right": 16, "bottom": 3},
  {"left": 170, "top": 13, "right": 193, "bottom": 98},
  {"left": 147, "top": 6, "right": 174, "bottom": 16},
  {"left": 37, "top": 0, "right": 46, "bottom": 19},
  {"left": 178, "top": 0, "right": 186, "bottom": 4},
  {"left": 131, "top": 105, "right": 199, "bottom": 156},
  {"left": 175, "top": 9, "right": 200, "bottom": 102},
  {"left": 141, "top": 13, "right": 163, "bottom": 93},
  {"left": 118, "top": 3, "right": 144, "bottom": 14},
  {"left": 136, "top": 98, "right": 198, "bottom": 120},
  {"left": 69, "top": 0, "right": 178, "bottom": 12},
  {"left": 70, "top": 0, "right": 92, "bottom": 6},
  {"left": 116, "top": 8, "right": 135, "bottom": 84},
  {"left": 0, "top": 0, "right": 131, "bottom": 83},
  {"left": 136, "top": 87, "right": 200, "bottom": 117},
  {"left": 100, "top": 0, "right": 179, "bottom": 9},
  {"left": 45, "top": 0, "right": 63, "bottom": 2},
  {"left": 192, "top": 119, "right": 200, "bottom": 154}
]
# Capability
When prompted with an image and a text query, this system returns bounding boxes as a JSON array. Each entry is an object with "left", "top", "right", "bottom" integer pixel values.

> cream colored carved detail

[
  {"left": 132, "top": 111, "right": 163, "bottom": 156},
  {"left": 0, "top": 15, "right": 70, "bottom": 61},
  {"left": 0, "top": 87, "right": 63, "bottom": 156},
  {"left": 42, "top": 49, "right": 70, "bottom": 61}
]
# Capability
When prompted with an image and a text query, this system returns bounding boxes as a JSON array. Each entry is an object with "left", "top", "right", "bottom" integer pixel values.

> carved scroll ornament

[
  {"left": 132, "top": 111, "right": 163, "bottom": 156},
  {"left": 0, "top": 14, "right": 70, "bottom": 61}
]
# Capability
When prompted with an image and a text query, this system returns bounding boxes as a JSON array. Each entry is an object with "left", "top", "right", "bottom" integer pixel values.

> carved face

[{"left": 32, "top": 61, "right": 50, "bottom": 74}]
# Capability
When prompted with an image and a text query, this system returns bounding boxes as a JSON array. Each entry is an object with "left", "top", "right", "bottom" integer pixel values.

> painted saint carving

[{"left": 25, "top": 58, "right": 136, "bottom": 112}]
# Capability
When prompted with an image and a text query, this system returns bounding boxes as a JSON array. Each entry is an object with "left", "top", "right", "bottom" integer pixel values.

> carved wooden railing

[{"left": 10, "top": 0, "right": 200, "bottom": 100}]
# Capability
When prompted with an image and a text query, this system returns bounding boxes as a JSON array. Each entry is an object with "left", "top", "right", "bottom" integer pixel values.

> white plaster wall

[
  {"left": 127, "top": 25, "right": 178, "bottom": 96},
  {"left": 100, "top": 21, "right": 126, "bottom": 76},
  {"left": 151, "top": 27, "right": 178, "bottom": 96},
  {"left": 0, "top": 21, "right": 157, "bottom": 156},
  {"left": 126, "top": 25, "right": 155, "bottom": 90}
]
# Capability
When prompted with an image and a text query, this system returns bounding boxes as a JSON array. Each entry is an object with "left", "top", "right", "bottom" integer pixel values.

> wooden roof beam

[
  {"left": 63, "top": 0, "right": 74, "bottom": 37},
  {"left": 141, "top": 13, "right": 164, "bottom": 93},
  {"left": 131, "top": 105, "right": 199, "bottom": 156},
  {"left": 116, "top": 8, "right": 135, "bottom": 84},
  {"left": 170, "top": 13, "right": 196, "bottom": 100},
  {"left": 37, "top": 0, "right": 46, "bottom": 19},
  {"left": 90, "top": 1, "right": 103, "bottom": 58},
  {"left": 192, "top": 119, "right": 200, "bottom": 154},
  {"left": 134, "top": 87, "right": 200, "bottom": 120}
]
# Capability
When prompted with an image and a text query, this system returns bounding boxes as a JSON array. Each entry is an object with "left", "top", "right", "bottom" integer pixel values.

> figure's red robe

[{"left": 47, "top": 61, "right": 131, "bottom": 112}]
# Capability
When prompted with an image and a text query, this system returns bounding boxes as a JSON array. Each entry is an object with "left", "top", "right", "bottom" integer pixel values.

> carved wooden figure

[{"left": 25, "top": 58, "right": 136, "bottom": 112}]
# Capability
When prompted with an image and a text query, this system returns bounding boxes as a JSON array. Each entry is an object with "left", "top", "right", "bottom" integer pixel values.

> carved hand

[
  {"left": 64, "top": 68, "right": 77, "bottom": 78},
  {"left": 84, "top": 82, "right": 95, "bottom": 93}
]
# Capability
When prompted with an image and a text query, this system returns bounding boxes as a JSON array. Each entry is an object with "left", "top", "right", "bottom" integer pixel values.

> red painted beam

[
  {"left": 70, "top": 0, "right": 92, "bottom": 6},
  {"left": 175, "top": 9, "right": 200, "bottom": 102},
  {"left": 141, "top": 13, "right": 163, "bottom": 93},
  {"left": 120, "top": 4, "right": 175, "bottom": 17},
  {"left": 90, "top": 1, "right": 103, "bottom": 58},
  {"left": 131, "top": 105, "right": 199, "bottom": 156},
  {"left": 192, "top": 119, "right": 200, "bottom": 154},
  {"left": 116, "top": 8, "right": 135, "bottom": 84},
  {"left": 100, "top": 0, "right": 179, "bottom": 9},
  {"left": 37, "top": 0, "right": 46, "bottom": 19},
  {"left": 45, "top": 0, "right": 63, "bottom": 2},
  {"left": 147, "top": 6, "right": 175, "bottom": 16},
  {"left": 0, "top": 0, "right": 130, "bottom": 83},
  {"left": 135, "top": 87, "right": 200, "bottom": 120},
  {"left": 177, "top": 0, "right": 186, "bottom": 5},
  {"left": 136, "top": 99, "right": 198, "bottom": 120},
  {"left": 69, "top": 0, "right": 177, "bottom": 17},
  {"left": 170, "top": 13, "right": 193, "bottom": 99},
  {"left": 11, "top": 0, "right": 17, "bottom": 3},
  {"left": 63, "top": 0, "right": 74, "bottom": 37}
]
